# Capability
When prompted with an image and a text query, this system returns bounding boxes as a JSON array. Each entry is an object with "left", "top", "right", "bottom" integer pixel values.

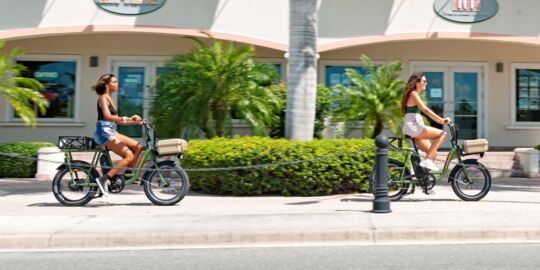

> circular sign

[
  {"left": 94, "top": 0, "right": 166, "bottom": 15},
  {"left": 434, "top": 0, "right": 499, "bottom": 23}
]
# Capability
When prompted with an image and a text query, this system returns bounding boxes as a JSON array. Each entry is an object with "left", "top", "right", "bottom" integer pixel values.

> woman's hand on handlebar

[
  {"left": 442, "top": 117, "right": 453, "bottom": 125},
  {"left": 131, "top": 115, "right": 143, "bottom": 125}
]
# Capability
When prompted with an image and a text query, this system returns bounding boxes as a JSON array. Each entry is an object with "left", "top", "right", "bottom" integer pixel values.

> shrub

[
  {"left": 269, "top": 84, "right": 332, "bottom": 139},
  {"left": 535, "top": 144, "right": 540, "bottom": 151},
  {"left": 0, "top": 142, "right": 55, "bottom": 178},
  {"left": 182, "top": 137, "right": 403, "bottom": 196}
]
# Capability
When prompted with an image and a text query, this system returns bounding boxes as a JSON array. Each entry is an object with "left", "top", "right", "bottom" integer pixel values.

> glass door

[
  {"left": 113, "top": 61, "right": 166, "bottom": 137},
  {"left": 451, "top": 68, "right": 481, "bottom": 141}
]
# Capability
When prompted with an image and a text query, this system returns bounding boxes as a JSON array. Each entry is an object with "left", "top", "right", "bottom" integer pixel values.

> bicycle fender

[
  {"left": 448, "top": 159, "right": 479, "bottom": 182},
  {"left": 55, "top": 160, "right": 93, "bottom": 171},
  {"left": 141, "top": 160, "right": 177, "bottom": 185}
]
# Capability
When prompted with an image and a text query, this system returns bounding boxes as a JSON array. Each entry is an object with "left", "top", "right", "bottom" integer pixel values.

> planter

[
  {"left": 35, "top": 147, "right": 64, "bottom": 180},
  {"left": 513, "top": 148, "right": 540, "bottom": 178}
]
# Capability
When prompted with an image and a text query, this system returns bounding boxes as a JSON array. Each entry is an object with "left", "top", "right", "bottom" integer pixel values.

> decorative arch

[
  {"left": 0, "top": 25, "right": 288, "bottom": 52},
  {"left": 318, "top": 32, "right": 540, "bottom": 52}
]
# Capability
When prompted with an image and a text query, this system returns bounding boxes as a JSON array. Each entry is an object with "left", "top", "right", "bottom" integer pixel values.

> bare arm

[
  {"left": 98, "top": 96, "right": 141, "bottom": 125},
  {"left": 409, "top": 92, "right": 448, "bottom": 125}
]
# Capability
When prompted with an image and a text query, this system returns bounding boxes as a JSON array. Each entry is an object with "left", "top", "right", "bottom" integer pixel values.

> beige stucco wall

[
  {"left": 321, "top": 39, "right": 540, "bottom": 147},
  {"left": 0, "top": 33, "right": 284, "bottom": 143},
  {"left": 3, "top": 1, "right": 540, "bottom": 48},
  {"left": 1, "top": 0, "right": 540, "bottom": 147}
]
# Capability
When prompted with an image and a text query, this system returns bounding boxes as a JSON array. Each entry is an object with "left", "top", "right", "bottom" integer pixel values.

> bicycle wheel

[
  {"left": 143, "top": 162, "right": 189, "bottom": 206},
  {"left": 450, "top": 159, "right": 491, "bottom": 201},
  {"left": 369, "top": 159, "right": 411, "bottom": 201},
  {"left": 52, "top": 162, "right": 99, "bottom": 206}
]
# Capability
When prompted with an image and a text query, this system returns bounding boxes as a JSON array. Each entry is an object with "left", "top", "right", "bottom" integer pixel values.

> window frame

[
  {"left": 510, "top": 63, "right": 540, "bottom": 128},
  {"left": 8, "top": 54, "right": 82, "bottom": 123},
  {"left": 318, "top": 59, "right": 385, "bottom": 86},
  {"left": 254, "top": 57, "right": 287, "bottom": 82}
]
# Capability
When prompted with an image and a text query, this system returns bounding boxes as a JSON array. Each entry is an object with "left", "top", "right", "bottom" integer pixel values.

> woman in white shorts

[{"left": 401, "top": 72, "right": 452, "bottom": 171}]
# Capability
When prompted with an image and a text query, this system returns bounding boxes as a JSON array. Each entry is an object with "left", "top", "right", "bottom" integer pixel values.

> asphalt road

[{"left": 1, "top": 243, "right": 540, "bottom": 270}]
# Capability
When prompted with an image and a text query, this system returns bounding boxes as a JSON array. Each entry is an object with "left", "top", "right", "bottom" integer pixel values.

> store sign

[
  {"left": 434, "top": 0, "right": 499, "bottom": 23},
  {"left": 94, "top": 0, "right": 166, "bottom": 15}
]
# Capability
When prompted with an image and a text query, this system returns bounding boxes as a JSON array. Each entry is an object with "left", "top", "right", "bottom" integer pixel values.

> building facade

[{"left": 1, "top": 0, "right": 539, "bottom": 147}]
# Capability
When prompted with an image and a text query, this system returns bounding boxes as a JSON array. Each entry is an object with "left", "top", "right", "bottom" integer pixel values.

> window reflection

[{"left": 17, "top": 60, "right": 76, "bottom": 119}]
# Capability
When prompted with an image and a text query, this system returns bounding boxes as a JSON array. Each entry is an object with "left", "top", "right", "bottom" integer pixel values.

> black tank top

[{"left": 97, "top": 100, "right": 117, "bottom": 121}]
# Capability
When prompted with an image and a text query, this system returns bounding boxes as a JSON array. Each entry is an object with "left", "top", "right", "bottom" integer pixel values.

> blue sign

[
  {"left": 94, "top": 0, "right": 166, "bottom": 15},
  {"left": 434, "top": 0, "right": 498, "bottom": 23}
]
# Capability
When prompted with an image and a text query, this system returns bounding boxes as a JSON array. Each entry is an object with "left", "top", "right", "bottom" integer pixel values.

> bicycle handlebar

[{"left": 140, "top": 119, "right": 155, "bottom": 146}]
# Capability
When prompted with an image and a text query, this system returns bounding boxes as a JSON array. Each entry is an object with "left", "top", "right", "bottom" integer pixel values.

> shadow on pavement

[{"left": 27, "top": 202, "right": 154, "bottom": 207}]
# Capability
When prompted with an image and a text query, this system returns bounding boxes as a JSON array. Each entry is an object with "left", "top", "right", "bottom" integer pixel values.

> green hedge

[
  {"left": 182, "top": 137, "right": 403, "bottom": 196},
  {"left": 0, "top": 142, "right": 55, "bottom": 178},
  {"left": 535, "top": 144, "right": 540, "bottom": 151}
]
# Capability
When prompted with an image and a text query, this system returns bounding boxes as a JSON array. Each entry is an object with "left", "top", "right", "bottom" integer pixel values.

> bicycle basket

[
  {"left": 58, "top": 136, "right": 97, "bottom": 150},
  {"left": 462, "top": 139, "right": 488, "bottom": 154},
  {"left": 156, "top": 138, "right": 188, "bottom": 155}
]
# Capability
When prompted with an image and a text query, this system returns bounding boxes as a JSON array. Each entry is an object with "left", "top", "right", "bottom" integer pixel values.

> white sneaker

[
  {"left": 95, "top": 175, "right": 110, "bottom": 197},
  {"left": 419, "top": 159, "right": 439, "bottom": 171}
]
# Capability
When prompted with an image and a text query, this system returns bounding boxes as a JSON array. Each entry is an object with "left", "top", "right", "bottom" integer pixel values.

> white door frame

[
  {"left": 409, "top": 61, "right": 488, "bottom": 139},
  {"left": 109, "top": 56, "right": 168, "bottom": 120}
]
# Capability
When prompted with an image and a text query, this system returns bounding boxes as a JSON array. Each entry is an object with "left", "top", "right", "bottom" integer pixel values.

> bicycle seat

[
  {"left": 94, "top": 144, "right": 110, "bottom": 152},
  {"left": 403, "top": 135, "right": 419, "bottom": 150}
]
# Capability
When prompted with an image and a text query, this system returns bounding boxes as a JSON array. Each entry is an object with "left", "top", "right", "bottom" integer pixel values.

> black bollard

[{"left": 372, "top": 134, "right": 391, "bottom": 213}]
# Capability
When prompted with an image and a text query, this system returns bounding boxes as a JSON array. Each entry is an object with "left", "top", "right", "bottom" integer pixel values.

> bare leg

[
  {"left": 104, "top": 137, "right": 134, "bottom": 177},
  {"left": 114, "top": 133, "right": 143, "bottom": 168},
  {"left": 415, "top": 126, "right": 447, "bottom": 160},
  {"left": 414, "top": 138, "right": 431, "bottom": 154}
]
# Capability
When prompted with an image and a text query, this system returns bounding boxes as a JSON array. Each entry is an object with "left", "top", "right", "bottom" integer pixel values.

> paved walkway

[{"left": 1, "top": 177, "right": 540, "bottom": 249}]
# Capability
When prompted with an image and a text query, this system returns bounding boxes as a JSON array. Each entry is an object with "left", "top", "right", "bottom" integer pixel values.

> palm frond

[{"left": 330, "top": 54, "right": 406, "bottom": 138}]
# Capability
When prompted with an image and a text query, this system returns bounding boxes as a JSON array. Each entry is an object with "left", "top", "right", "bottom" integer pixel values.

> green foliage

[
  {"left": 0, "top": 40, "right": 48, "bottom": 127},
  {"left": 535, "top": 144, "right": 540, "bottom": 151},
  {"left": 151, "top": 39, "right": 282, "bottom": 139},
  {"left": 269, "top": 84, "right": 332, "bottom": 138},
  {"left": 331, "top": 54, "right": 406, "bottom": 138},
  {"left": 182, "top": 136, "right": 402, "bottom": 196},
  {"left": 0, "top": 142, "right": 55, "bottom": 178}
]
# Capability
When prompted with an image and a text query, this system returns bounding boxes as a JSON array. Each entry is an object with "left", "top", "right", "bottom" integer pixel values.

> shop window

[
  {"left": 515, "top": 68, "right": 540, "bottom": 122},
  {"left": 273, "top": 64, "right": 282, "bottom": 82},
  {"left": 15, "top": 60, "right": 77, "bottom": 120},
  {"left": 325, "top": 66, "right": 369, "bottom": 87}
]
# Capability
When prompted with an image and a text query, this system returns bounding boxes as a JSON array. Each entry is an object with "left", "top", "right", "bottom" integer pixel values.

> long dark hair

[
  {"left": 401, "top": 72, "right": 424, "bottom": 114},
  {"left": 92, "top": 74, "right": 115, "bottom": 95}
]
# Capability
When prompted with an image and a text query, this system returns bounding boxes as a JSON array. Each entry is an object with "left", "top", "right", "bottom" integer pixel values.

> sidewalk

[{"left": 1, "top": 177, "right": 540, "bottom": 249}]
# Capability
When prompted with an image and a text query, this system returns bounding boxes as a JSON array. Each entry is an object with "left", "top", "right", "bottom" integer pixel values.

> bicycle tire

[
  {"left": 52, "top": 162, "right": 99, "bottom": 206},
  {"left": 143, "top": 161, "right": 189, "bottom": 206},
  {"left": 369, "top": 159, "right": 411, "bottom": 201},
  {"left": 450, "top": 159, "right": 491, "bottom": 201}
]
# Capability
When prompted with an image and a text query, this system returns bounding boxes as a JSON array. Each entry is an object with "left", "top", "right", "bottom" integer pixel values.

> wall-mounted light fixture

[
  {"left": 496, "top": 62, "right": 503, "bottom": 73},
  {"left": 90, "top": 56, "right": 99, "bottom": 67}
]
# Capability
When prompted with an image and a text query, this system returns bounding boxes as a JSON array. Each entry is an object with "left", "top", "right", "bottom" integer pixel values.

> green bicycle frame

[{"left": 397, "top": 137, "right": 474, "bottom": 184}]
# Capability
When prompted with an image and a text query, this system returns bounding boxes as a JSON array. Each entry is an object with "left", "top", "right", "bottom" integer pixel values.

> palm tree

[
  {"left": 151, "top": 39, "right": 282, "bottom": 139},
  {"left": 0, "top": 41, "right": 47, "bottom": 127},
  {"left": 331, "top": 55, "right": 406, "bottom": 138},
  {"left": 286, "top": 0, "right": 319, "bottom": 141}
]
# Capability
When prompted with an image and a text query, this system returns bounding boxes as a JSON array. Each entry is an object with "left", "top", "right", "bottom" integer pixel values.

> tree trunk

[{"left": 285, "top": 0, "right": 319, "bottom": 141}]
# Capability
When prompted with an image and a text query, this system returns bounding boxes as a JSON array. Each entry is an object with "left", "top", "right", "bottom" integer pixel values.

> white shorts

[{"left": 402, "top": 113, "right": 425, "bottom": 138}]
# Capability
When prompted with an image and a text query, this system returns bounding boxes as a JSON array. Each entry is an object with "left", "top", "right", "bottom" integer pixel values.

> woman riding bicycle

[
  {"left": 401, "top": 72, "right": 452, "bottom": 171},
  {"left": 92, "top": 74, "right": 143, "bottom": 196}
]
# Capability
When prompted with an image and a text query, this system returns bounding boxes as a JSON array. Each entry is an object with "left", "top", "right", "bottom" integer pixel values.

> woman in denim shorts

[{"left": 92, "top": 74, "right": 143, "bottom": 196}]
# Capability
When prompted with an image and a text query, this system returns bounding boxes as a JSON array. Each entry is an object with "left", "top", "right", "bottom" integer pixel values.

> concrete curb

[{"left": 4, "top": 228, "right": 540, "bottom": 249}]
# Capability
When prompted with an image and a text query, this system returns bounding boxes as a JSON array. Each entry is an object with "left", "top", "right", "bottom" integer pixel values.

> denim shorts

[{"left": 93, "top": 120, "right": 118, "bottom": 145}]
